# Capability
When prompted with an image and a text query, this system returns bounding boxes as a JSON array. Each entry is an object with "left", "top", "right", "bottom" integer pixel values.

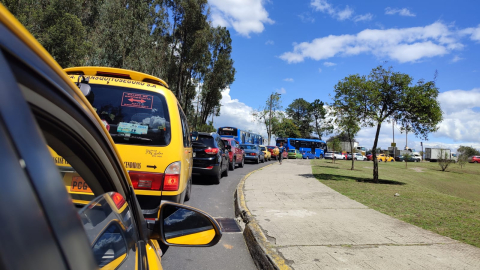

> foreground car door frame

[{"left": 0, "top": 21, "right": 150, "bottom": 269}]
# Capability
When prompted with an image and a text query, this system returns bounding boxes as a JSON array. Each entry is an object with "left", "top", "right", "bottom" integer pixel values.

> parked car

[
  {"left": 192, "top": 132, "right": 229, "bottom": 184},
  {"left": 288, "top": 149, "right": 302, "bottom": 159},
  {"left": 366, "top": 153, "right": 373, "bottom": 161},
  {"left": 468, "top": 156, "right": 480, "bottom": 163},
  {"left": 377, "top": 154, "right": 395, "bottom": 162},
  {"left": 397, "top": 155, "right": 421, "bottom": 162},
  {"left": 222, "top": 138, "right": 245, "bottom": 170},
  {"left": 241, "top": 144, "right": 265, "bottom": 163},
  {"left": 302, "top": 151, "right": 316, "bottom": 159},
  {"left": 0, "top": 10, "right": 222, "bottom": 269},
  {"left": 412, "top": 152, "right": 423, "bottom": 161},
  {"left": 260, "top": 145, "right": 272, "bottom": 161},
  {"left": 267, "top": 145, "right": 280, "bottom": 160},
  {"left": 353, "top": 153, "right": 366, "bottom": 161},
  {"left": 334, "top": 152, "right": 346, "bottom": 160},
  {"left": 325, "top": 151, "right": 334, "bottom": 159}
]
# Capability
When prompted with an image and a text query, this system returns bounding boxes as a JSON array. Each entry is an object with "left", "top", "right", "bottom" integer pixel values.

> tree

[
  {"left": 457, "top": 146, "right": 480, "bottom": 168},
  {"left": 273, "top": 118, "right": 301, "bottom": 139},
  {"left": 286, "top": 98, "right": 312, "bottom": 138},
  {"left": 198, "top": 26, "right": 236, "bottom": 125},
  {"left": 310, "top": 99, "right": 332, "bottom": 140},
  {"left": 333, "top": 77, "right": 362, "bottom": 170},
  {"left": 196, "top": 121, "right": 216, "bottom": 132},
  {"left": 437, "top": 149, "right": 451, "bottom": 172},
  {"left": 333, "top": 66, "right": 443, "bottom": 182},
  {"left": 327, "top": 137, "right": 341, "bottom": 164},
  {"left": 402, "top": 152, "right": 411, "bottom": 168},
  {"left": 252, "top": 92, "right": 282, "bottom": 144},
  {"left": 2, "top": 0, "right": 92, "bottom": 67}
]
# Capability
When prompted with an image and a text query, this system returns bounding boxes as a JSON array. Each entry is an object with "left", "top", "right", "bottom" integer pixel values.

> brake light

[
  {"left": 129, "top": 171, "right": 163, "bottom": 190},
  {"left": 206, "top": 166, "right": 214, "bottom": 169},
  {"left": 164, "top": 162, "right": 180, "bottom": 191},
  {"left": 251, "top": 153, "right": 256, "bottom": 156},
  {"left": 109, "top": 192, "right": 126, "bottom": 209},
  {"left": 205, "top": 148, "right": 219, "bottom": 155}
]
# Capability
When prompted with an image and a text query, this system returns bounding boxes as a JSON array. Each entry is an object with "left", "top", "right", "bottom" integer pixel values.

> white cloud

[
  {"left": 336, "top": 6, "right": 354, "bottom": 21},
  {"left": 265, "top": 40, "right": 274, "bottom": 45},
  {"left": 298, "top": 12, "right": 315, "bottom": 23},
  {"left": 451, "top": 55, "right": 464, "bottom": 62},
  {"left": 385, "top": 7, "right": 416, "bottom": 17},
  {"left": 460, "top": 25, "right": 480, "bottom": 41},
  {"left": 213, "top": 88, "right": 267, "bottom": 135},
  {"left": 283, "top": 78, "right": 294, "bottom": 82},
  {"left": 209, "top": 0, "right": 274, "bottom": 37},
  {"left": 354, "top": 13, "right": 373, "bottom": 22},
  {"left": 311, "top": 0, "right": 371, "bottom": 22},
  {"left": 323, "top": 61, "right": 336, "bottom": 67},
  {"left": 318, "top": 68, "right": 322, "bottom": 73},
  {"left": 280, "top": 22, "right": 465, "bottom": 64},
  {"left": 276, "top": 87, "right": 287, "bottom": 94}
]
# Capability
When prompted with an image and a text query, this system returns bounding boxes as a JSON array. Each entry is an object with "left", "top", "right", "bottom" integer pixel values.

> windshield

[
  {"left": 260, "top": 147, "right": 266, "bottom": 151},
  {"left": 195, "top": 136, "right": 215, "bottom": 147},
  {"left": 288, "top": 150, "right": 295, "bottom": 153},
  {"left": 87, "top": 84, "right": 170, "bottom": 146},
  {"left": 241, "top": 145, "right": 257, "bottom": 150}
]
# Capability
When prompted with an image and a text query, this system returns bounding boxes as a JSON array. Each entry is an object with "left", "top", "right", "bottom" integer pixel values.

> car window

[
  {"left": 87, "top": 84, "right": 171, "bottom": 146},
  {"left": 178, "top": 104, "right": 191, "bottom": 148},
  {"left": 217, "top": 138, "right": 225, "bottom": 149},
  {"left": 195, "top": 136, "right": 215, "bottom": 147}
]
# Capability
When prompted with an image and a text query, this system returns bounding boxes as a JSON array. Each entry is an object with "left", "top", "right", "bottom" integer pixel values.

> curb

[{"left": 235, "top": 163, "right": 291, "bottom": 270}]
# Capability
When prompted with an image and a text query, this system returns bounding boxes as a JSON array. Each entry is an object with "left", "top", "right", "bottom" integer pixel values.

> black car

[
  {"left": 192, "top": 132, "right": 230, "bottom": 184},
  {"left": 241, "top": 144, "right": 265, "bottom": 164}
]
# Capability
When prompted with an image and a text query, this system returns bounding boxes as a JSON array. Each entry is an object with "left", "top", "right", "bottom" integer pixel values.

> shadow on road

[
  {"left": 192, "top": 174, "right": 216, "bottom": 185},
  {"left": 299, "top": 173, "right": 406, "bottom": 185}
]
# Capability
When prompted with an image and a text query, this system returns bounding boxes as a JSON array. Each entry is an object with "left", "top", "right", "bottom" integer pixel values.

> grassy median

[{"left": 311, "top": 159, "right": 480, "bottom": 248}]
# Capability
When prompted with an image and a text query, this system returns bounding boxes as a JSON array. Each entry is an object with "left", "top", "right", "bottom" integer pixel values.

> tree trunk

[
  {"left": 349, "top": 133, "right": 355, "bottom": 170},
  {"left": 372, "top": 122, "right": 382, "bottom": 183}
]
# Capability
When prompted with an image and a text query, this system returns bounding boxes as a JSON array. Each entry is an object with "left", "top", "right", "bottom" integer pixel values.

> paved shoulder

[{"left": 243, "top": 159, "right": 480, "bottom": 269}]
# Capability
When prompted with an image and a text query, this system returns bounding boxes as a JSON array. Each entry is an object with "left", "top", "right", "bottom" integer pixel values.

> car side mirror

[
  {"left": 226, "top": 145, "right": 231, "bottom": 150},
  {"left": 148, "top": 202, "right": 222, "bottom": 247}
]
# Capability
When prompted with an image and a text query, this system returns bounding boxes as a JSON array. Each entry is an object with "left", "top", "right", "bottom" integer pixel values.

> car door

[{"left": 0, "top": 30, "right": 156, "bottom": 269}]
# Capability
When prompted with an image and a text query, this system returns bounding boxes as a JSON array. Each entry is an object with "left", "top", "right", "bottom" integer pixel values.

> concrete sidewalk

[{"left": 242, "top": 159, "right": 480, "bottom": 269}]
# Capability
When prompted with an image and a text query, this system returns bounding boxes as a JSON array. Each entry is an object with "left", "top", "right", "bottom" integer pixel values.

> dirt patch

[{"left": 410, "top": 167, "right": 425, "bottom": 172}]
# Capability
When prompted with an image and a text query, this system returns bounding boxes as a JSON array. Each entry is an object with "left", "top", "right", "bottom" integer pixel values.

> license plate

[
  {"left": 193, "top": 152, "right": 196, "bottom": 157},
  {"left": 70, "top": 176, "right": 92, "bottom": 193}
]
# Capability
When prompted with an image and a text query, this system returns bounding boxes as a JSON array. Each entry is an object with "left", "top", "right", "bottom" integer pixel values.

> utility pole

[{"left": 267, "top": 93, "right": 281, "bottom": 145}]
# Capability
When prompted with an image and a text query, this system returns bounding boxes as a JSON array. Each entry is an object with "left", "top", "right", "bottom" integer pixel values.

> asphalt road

[{"left": 161, "top": 158, "right": 275, "bottom": 270}]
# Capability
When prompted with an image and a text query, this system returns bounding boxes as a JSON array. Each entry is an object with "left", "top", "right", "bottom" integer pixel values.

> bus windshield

[{"left": 218, "top": 127, "right": 237, "bottom": 136}]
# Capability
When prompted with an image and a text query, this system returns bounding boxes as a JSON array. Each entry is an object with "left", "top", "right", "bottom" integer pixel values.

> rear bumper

[
  {"left": 192, "top": 164, "right": 220, "bottom": 176},
  {"left": 244, "top": 155, "right": 259, "bottom": 161}
]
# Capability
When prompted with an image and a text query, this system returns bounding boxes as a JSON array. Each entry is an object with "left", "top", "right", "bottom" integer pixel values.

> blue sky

[{"left": 209, "top": 0, "right": 480, "bottom": 151}]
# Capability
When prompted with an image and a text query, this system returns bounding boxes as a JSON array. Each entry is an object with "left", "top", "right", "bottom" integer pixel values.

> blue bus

[
  {"left": 218, "top": 127, "right": 265, "bottom": 145},
  {"left": 276, "top": 138, "right": 327, "bottom": 159}
]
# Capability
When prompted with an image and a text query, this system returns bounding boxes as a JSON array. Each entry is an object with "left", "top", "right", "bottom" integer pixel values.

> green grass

[{"left": 311, "top": 159, "right": 480, "bottom": 248}]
